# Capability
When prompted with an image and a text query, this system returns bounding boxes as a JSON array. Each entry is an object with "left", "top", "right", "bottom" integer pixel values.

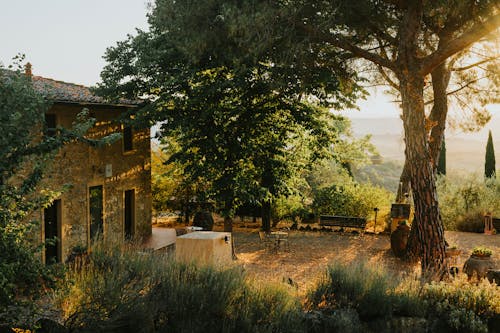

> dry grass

[{"left": 231, "top": 230, "right": 414, "bottom": 294}]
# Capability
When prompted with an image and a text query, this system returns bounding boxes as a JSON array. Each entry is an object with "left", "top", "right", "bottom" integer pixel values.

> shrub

[
  {"left": 192, "top": 210, "right": 214, "bottom": 230},
  {"left": 55, "top": 239, "right": 304, "bottom": 333},
  {"left": 437, "top": 174, "right": 499, "bottom": 231},
  {"left": 273, "top": 194, "right": 309, "bottom": 222},
  {"left": 472, "top": 246, "right": 493, "bottom": 257},
  {"left": 0, "top": 225, "right": 63, "bottom": 325},
  {"left": 455, "top": 210, "right": 486, "bottom": 233},
  {"left": 307, "top": 262, "right": 396, "bottom": 321},
  {"left": 312, "top": 183, "right": 392, "bottom": 219},
  {"left": 422, "top": 276, "right": 500, "bottom": 333},
  {"left": 306, "top": 262, "right": 499, "bottom": 332}
]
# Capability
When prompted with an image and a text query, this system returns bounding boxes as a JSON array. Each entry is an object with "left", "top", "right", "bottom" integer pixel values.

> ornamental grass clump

[
  {"left": 54, "top": 237, "right": 304, "bottom": 333},
  {"left": 306, "top": 262, "right": 396, "bottom": 321},
  {"left": 422, "top": 275, "right": 500, "bottom": 333}
]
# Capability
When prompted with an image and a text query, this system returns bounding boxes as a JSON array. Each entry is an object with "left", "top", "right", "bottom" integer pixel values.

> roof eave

[{"left": 51, "top": 100, "right": 144, "bottom": 108}]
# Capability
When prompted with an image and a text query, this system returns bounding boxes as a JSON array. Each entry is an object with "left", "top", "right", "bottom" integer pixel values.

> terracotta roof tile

[
  {"left": 31, "top": 76, "right": 141, "bottom": 106},
  {"left": 1, "top": 69, "right": 140, "bottom": 106}
]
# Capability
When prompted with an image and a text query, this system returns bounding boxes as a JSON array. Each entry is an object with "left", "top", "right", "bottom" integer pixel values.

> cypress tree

[
  {"left": 437, "top": 136, "right": 446, "bottom": 176},
  {"left": 485, "top": 130, "right": 496, "bottom": 178}
]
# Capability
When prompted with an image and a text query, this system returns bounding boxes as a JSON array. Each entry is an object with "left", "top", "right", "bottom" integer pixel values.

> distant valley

[{"left": 349, "top": 116, "right": 499, "bottom": 173}]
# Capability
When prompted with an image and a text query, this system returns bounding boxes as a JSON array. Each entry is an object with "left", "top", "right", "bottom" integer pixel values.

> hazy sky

[
  {"left": 0, "top": 1, "right": 497, "bottom": 122},
  {"left": 0, "top": 0, "right": 149, "bottom": 86}
]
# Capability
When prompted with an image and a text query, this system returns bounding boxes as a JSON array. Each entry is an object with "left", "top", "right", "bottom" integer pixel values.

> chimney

[{"left": 24, "top": 62, "right": 32, "bottom": 77}]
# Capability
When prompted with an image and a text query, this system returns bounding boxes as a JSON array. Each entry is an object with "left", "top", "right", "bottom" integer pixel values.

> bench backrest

[{"left": 319, "top": 215, "right": 367, "bottom": 228}]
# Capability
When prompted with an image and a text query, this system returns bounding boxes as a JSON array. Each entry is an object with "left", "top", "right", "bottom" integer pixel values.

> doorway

[
  {"left": 44, "top": 200, "right": 61, "bottom": 264},
  {"left": 89, "top": 185, "right": 104, "bottom": 241},
  {"left": 124, "top": 189, "right": 135, "bottom": 239}
]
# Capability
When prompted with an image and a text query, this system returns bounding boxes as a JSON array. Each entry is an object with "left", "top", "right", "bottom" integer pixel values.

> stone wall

[{"left": 38, "top": 103, "right": 151, "bottom": 262}]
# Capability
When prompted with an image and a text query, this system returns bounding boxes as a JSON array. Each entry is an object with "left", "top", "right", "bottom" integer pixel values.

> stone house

[{"left": 29, "top": 67, "right": 152, "bottom": 263}]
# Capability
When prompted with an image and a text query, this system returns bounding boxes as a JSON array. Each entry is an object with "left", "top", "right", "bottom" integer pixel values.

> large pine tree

[{"left": 485, "top": 130, "right": 496, "bottom": 178}]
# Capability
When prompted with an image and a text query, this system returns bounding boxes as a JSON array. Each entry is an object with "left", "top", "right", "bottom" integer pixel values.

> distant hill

[{"left": 350, "top": 116, "right": 500, "bottom": 173}]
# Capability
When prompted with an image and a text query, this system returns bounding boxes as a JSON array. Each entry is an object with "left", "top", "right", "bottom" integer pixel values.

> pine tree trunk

[
  {"left": 396, "top": 62, "right": 449, "bottom": 202},
  {"left": 399, "top": 73, "right": 447, "bottom": 277},
  {"left": 427, "top": 62, "right": 450, "bottom": 172},
  {"left": 396, "top": 159, "right": 411, "bottom": 203},
  {"left": 406, "top": 62, "right": 449, "bottom": 264}
]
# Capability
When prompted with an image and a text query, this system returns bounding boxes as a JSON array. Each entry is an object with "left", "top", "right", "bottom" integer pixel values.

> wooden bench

[{"left": 319, "top": 215, "right": 367, "bottom": 233}]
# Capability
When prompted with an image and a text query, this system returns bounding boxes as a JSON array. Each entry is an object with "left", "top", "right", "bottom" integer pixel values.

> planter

[
  {"left": 463, "top": 254, "right": 495, "bottom": 280},
  {"left": 445, "top": 248, "right": 461, "bottom": 257},
  {"left": 486, "top": 269, "right": 500, "bottom": 284},
  {"left": 390, "top": 224, "right": 410, "bottom": 258}
]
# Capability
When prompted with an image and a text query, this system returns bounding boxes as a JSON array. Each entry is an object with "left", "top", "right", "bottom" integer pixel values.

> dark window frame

[
  {"left": 45, "top": 113, "right": 58, "bottom": 137},
  {"left": 122, "top": 125, "right": 134, "bottom": 152},
  {"left": 124, "top": 189, "right": 135, "bottom": 239}
]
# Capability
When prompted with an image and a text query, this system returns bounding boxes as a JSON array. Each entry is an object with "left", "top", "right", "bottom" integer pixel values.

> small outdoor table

[{"left": 271, "top": 231, "right": 289, "bottom": 252}]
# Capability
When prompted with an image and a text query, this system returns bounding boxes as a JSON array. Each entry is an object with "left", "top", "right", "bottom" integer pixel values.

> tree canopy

[
  {"left": 264, "top": 0, "right": 499, "bottom": 275},
  {"left": 98, "top": 0, "right": 499, "bottom": 275},
  {"left": 97, "top": 0, "right": 369, "bottom": 231},
  {"left": 0, "top": 61, "right": 113, "bottom": 321}
]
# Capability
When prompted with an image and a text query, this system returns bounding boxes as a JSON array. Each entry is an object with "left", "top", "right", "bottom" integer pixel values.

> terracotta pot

[
  {"left": 390, "top": 224, "right": 410, "bottom": 258},
  {"left": 486, "top": 269, "right": 500, "bottom": 284},
  {"left": 463, "top": 254, "right": 495, "bottom": 280},
  {"left": 445, "top": 248, "right": 461, "bottom": 257}
]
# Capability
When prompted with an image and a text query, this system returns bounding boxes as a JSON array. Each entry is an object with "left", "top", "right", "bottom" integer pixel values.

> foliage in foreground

[
  {"left": 422, "top": 276, "right": 499, "bottom": 333},
  {"left": 0, "top": 62, "right": 118, "bottom": 325},
  {"left": 306, "top": 262, "right": 499, "bottom": 333},
  {"left": 55, "top": 240, "right": 303, "bottom": 333},
  {"left": 52, "top": 241, "right": 500, "bottom": 333}
]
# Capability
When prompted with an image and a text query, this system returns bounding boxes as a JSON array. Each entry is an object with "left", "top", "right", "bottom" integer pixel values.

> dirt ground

[
  {"left": 230, "top": 228, "right": 500, "bottom": 293},
  {"left": 155, "top": 218, "right": 499, "bottom": 293}
]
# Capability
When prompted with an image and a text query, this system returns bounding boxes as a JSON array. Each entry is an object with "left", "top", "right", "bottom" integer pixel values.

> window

[
  {"left": 89, "top": 186, "right": 104, "bottom": 241},
  {"left": 45, "top": 113, "right": 57, "bottom": 137},
  {"left": 123, "top": 126, "right": 133, "bottom": 152}
]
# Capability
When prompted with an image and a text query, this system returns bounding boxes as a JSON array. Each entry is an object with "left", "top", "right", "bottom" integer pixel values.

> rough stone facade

[
  {"left": 2, "top": 67, "right": 152, "bottom": 263},
  {"left": 34, "top": 101, "right": 151, "bottom": 263}
]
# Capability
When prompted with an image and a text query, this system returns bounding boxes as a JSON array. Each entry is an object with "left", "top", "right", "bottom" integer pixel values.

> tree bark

[
  {"left": 261, "top": 166, "right": 274, "bottom": 232},
  {"left": 399, "top": 73, "right": 447, "bottom": 277},
  {"left": 406, "top": 62, "right": 450, "bottom": 262},
  {"left": 427, "top": 62, "right": 451, "bottom": 170},
  {"left": 396, "top": 159, "right": 411, "bottom": 203},
  {"left": 223, "top": 216, "right": 233, "bottom": 232},
  {"left": 261, "top": 200, "right": 272, "bottom": 232}
]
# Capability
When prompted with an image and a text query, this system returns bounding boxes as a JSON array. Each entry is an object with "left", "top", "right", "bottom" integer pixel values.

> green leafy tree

[
  {"left": 256, "top": 0, "right": 499, "bottom": 276},
  {"left": 485, "top": 130, "right": 496, "bottom": 178},
  {"left": 1, "top": 64, "right": 53, "bottom": 322},
  {"left": 437, "top": 136, "right": 446, "bottom": 176},
  {"left": 152, "top": 140, "right": 209, "bottom": 224},
  {"left": 96, "top": 0, "right": 363, "bottom": 232},
  {"left": 0, "top": 61, "right": 110, "bottom": 324},
  {"left": 97, "top": 1, "right": 500, "bottom": 273}
]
